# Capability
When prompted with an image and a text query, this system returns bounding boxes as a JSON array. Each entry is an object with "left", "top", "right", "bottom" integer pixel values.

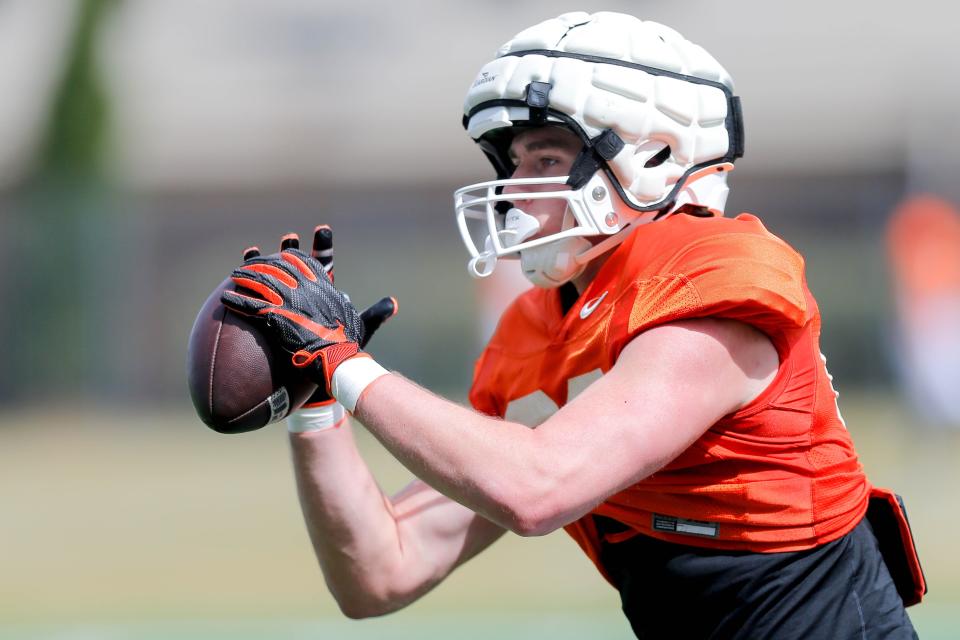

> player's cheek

[{"left": 535, "top": 204, "right": 567, "bottom": 236}]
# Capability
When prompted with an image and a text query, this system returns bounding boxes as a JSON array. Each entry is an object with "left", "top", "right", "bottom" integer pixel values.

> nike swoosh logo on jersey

[{"left": 579, "top": 291, "right": 608, "bottom": 319}]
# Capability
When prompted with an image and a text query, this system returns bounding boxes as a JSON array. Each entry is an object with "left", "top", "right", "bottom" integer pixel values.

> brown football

[{"left": 187, "top": 278, "right": 318, "bottom": 433}]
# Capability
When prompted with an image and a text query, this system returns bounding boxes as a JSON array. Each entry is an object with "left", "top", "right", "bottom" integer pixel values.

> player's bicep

[
  {"left": 531, "top": 318, "right": 777, "bottom": 528},
  {"left": 387, "top": 479, "right": 506, "bottom": 594},
  {"left": 596, "top": 317, "right": 777, "bottom": 461}
]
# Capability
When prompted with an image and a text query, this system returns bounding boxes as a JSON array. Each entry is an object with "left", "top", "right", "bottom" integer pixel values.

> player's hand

[
  {"left": 241, "top": 228, "right": 397, "bottom": 407},
  {"left": 221, "top": 234, "right": 391, "bottom": 392},
  {"left": 241, "top": 227, "right": 398, "bottom": 350}
]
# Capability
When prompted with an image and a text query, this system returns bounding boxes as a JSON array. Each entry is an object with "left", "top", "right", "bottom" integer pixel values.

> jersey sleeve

[
  {"left": 468, "top": 347, "right": 502, "bottom": 417},
  {"left": 606, "top": 227, "right": 809, "bottom": 362},
  {"left": 468, "top": 288, "right": 553, "bottom": 418}
]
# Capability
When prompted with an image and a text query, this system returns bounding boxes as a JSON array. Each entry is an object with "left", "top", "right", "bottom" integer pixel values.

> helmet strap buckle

[
  {"left": 524, "top": 82, "right": 552, "bottom": 124},
  {"left": 566, "top": 129, "right": 624, "bottom": 189}
]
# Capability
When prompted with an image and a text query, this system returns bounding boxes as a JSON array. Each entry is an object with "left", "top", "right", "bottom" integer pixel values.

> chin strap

[{"left": 573, "top": 223, "right": 638, "bottom": 266}]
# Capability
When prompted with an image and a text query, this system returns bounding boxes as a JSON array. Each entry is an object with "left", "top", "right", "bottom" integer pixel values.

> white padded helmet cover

[{"left": 463, "top": 12, "right": 740, "bottom": 211}]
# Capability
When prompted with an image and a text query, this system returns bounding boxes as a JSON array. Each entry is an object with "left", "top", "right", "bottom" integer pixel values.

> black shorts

[{"left": 597, "top": 517, "right": 917, "bottom": 639}]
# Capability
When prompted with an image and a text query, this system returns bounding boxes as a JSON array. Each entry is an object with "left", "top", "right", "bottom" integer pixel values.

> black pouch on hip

[{"left": 866, "top": 486, "right": 927, "bottom": 607}]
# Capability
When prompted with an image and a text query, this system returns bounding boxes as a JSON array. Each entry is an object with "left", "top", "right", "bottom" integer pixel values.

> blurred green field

[{"left": 1, "top": 390, "right": 957, "bottom": 638}]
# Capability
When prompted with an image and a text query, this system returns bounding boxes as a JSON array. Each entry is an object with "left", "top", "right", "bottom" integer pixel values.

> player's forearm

[
  {"left": 288, "top": 424, "right": 413, "bottom": 617},
  {"left": 352, "top": 374, "right": 552, "bottom": 535}
]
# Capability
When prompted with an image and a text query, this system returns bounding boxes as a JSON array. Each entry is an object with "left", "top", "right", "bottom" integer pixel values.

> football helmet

[{"left": 455, "top": 11, "right": 745, "bottom": 287}]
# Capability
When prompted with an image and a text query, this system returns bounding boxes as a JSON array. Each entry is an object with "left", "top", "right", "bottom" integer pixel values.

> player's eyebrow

[
  {"left": 509, "top": 136, "right": 581, "bottom": 162},
  {"left": 524, "top": 137, "right": 580, "bottom": 152}
]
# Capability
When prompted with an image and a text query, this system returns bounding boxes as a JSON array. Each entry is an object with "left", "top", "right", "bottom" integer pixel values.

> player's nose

[
  {"left": 501, "top": 180, "right": 523, "bottom": 195},
  {"left": 501, "top": 176, "right": 540, "bottom": 207}
]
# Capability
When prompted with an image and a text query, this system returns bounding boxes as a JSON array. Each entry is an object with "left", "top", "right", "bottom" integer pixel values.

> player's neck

[
  {"left": 558, "top": 282, "right": 580, "bottom": 314},
  {"left": 558, "top": 253, "right": 612, "bottom": 315}
]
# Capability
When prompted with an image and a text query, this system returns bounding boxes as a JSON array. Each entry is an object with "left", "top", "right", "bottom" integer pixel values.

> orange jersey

[{"left": 468, "top": 213, "right": 870, "bottom": 575}]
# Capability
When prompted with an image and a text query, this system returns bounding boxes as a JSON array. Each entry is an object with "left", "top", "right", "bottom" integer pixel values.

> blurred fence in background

[{"left": 0, "top": 172, "right": 916, "bottom": 405}]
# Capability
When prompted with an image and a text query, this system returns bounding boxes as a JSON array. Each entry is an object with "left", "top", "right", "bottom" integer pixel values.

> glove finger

[
  {"left": 312, "top": 225, "right": 334, "bottom": 282},
  {"left": 236, "top": 261, "right": 299, "bottom": 290},
  {"left": 280, "top": 233, "right": 300, "bottom": 251},
  {"left": 281, "top": 248, "right": 325, "bottom": 283},
  {"left": 240, "top": 253, "right": 299, "bottom": 270},
  {"left": 228, "top": 273, "right": 284, "bottom": 306},
  {"left": 359, "top": 296, "right": 399, "bottom": 348},
  {"left": 232, "top": 263, "right": 293, "bottom": 300},
  {"left": 242, "top": 246, "right": 261, "bottom": 261},
  {"left": 221, "top": 288, "right": 272, "bottom": 316}
]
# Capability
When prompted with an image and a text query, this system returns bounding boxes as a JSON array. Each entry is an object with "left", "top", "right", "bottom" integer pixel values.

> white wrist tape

[
  {"left": 330, "top": 357, "right": 390, "bottom": 413},
  {"left": 287, "top": 401, "right": 346, "bottom": 433}
]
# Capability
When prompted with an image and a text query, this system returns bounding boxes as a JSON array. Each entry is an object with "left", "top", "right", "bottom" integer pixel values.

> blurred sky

[{"left": 1, "top": 0, "right": 958, "bottom": 191}]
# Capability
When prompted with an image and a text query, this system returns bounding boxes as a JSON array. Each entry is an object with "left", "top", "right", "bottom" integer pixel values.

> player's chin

[{"left": 524, "top": 269, "right": 566, "bottom": 288}]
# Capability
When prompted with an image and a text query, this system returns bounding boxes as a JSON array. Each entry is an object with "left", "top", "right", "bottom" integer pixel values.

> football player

[{"left": 222, "top": 12, "right": 923, "bottom": 638}]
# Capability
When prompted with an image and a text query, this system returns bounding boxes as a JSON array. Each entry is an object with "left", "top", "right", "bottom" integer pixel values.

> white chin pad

[{"left": 502, "top": 208, "right": 540, "bottom": 248}]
